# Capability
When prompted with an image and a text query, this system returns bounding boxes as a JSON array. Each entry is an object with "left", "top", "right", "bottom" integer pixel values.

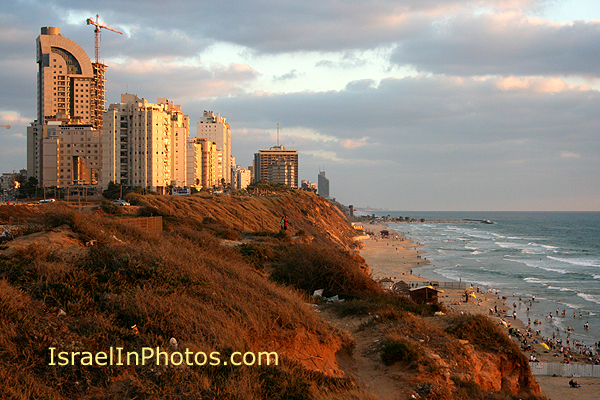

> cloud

[
  {"left": 273, "top": 69, "right": 298, "bottom": 82},
  {"left": 560, "top": 151, "right": 581, "bottom": 158},
  {"left": 206, "top": 74, "right": 600, "bottom": 209},
  {"left": 316, "top": 52, "right": 371, "bottom": 69},
  {"left": 341, "top": 137, "right": 369, "bottom": 149},
  {"left": 496, "top": 77, "right": 593, "bottom": 93},
  {"left": 390, "top": 12, "right": 600, "bottom": 77},
  {"left": 106, "top": 61, "right": 259, "bottom": 103}
]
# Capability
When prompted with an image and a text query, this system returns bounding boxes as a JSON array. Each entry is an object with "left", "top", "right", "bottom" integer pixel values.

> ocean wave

[
  {"left": 495, "top": 241, "right": 545, "bottom": 254},
  {"left": 547, "top": 286, "right": 576, "bottom": 293},
  {"left": 577, "top": 293, "right": 600, "bottom": 305},
  {"left": 547, "top": 256, "right": 600, "bottom": 268},
  {"left": 559, "top": 302, "right": 581, "bottom": 310},
  {"left": 523, "top": 277, "right": 548, "bottom": 286},
  {"left": 504, "top": 257, "right": 569, "bottom": 274}
]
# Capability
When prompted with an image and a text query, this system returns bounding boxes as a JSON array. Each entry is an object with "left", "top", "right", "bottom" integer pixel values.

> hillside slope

[{"left": 0, "top": 192, "right": 547, "bottom": 400}]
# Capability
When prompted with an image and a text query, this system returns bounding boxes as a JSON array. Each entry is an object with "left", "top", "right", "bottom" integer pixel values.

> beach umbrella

[
  {"left": 540, "top": 343, "right": 550, "bottom": 350},
  {"left": 469, "top": 293, "right": 477, "bottom": 298}
]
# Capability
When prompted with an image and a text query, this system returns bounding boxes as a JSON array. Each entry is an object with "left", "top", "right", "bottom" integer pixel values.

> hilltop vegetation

[{"left": 0, "top": 191, "right": 548, "bottom": 399}]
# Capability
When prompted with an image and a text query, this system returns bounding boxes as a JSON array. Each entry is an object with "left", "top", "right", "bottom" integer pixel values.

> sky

[{"left": 1, "top": 0, "right": 599, "bottom": 211}]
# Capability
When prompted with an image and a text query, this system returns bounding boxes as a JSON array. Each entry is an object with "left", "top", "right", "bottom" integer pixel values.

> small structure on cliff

[{"left": 409, "top": 286, "right": 439, "bottom": 304}]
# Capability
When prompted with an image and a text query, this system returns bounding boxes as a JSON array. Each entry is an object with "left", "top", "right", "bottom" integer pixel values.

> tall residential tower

[
  {"left": 101, "top": 94, "right": 190, "bottom": 193},
  {"left": 197, "top": 111, "right": 231, "bottom": 186},
  {"left": 28, "top": 27, "right": 100, "bottom": 186},
  {"left": 318, "top": 170, "right": 330, "bottom": 199}
]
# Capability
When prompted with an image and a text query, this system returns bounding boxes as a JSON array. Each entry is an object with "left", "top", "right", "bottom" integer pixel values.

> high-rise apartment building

[
  {"left": 318, "top": 170, "right": 330, "bottom": 199},
  {"left": 28, "top": 27, "right": 99, "bottom": 183},
  {"left": 253, "top": 145, "right": 298, "bottom": 188},
  {"left": 186, "top": 137, "right": 218, "bottom": 189},
  {"left": 36, "top": 27, "right": 95, "bottom": 126},
  {"left": 101, "top": 94, "right": 190, "bottom": 194},
  {"left": 233, "top": 166, "right": 252, "bottom": 190},
  {"left": 197, "top": 111, "right": 231, "bottom": 185}
]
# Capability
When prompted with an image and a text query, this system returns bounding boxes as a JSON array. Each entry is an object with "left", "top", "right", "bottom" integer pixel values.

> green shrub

[
  {"left": 445, "top": 314, "right": 524, "bottom": 362},
  {"left": 239, "top": 243, "right": 275, "bottom": 270},
  {"left": 100, "top": 200, "right": 121, "bottom": 215},
  {"left": 380, "top": 338, "right": 419, "bottom": 366},
  {"left": 271, "top": 244, "right": 382, "bottom": 299}
]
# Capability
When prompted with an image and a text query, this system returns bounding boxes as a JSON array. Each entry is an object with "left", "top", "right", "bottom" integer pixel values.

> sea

[{"left": 358, "top": 211, "right": 600, "bottom": 347}]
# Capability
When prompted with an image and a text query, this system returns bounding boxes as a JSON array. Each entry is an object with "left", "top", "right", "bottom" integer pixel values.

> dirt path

[{"left": 320, "top": 307, "right": 414, "bottom": 400}]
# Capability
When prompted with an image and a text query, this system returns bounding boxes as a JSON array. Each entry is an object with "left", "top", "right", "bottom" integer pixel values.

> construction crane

[
  {"left": 0, "top": 125, "right": 10, "bottom": 129},
  {"left": 86, "top": 14, "right": 122, "bottom": 64}
]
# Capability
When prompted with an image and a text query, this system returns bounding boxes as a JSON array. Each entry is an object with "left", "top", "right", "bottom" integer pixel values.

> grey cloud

[
  {"left": 273, "top": 70, "right": 298, "bottom": 82},
  {"left": 204, "top": 76, "right": 599, "bottom": 209},
  {"left": 390, "top": 13, "right": 600, "bottom": 77}
]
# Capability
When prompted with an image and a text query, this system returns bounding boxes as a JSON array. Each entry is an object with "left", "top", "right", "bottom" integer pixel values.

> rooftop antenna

[{"left": 277, "top": 122, "right": 280, "bottom": 146}]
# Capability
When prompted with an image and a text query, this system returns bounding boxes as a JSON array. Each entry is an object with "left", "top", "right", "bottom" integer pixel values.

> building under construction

[{"left": 27, "top": 24, "right": 116, "bottom": 187}]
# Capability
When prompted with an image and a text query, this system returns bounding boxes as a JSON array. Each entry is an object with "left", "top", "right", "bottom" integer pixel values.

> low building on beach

[{"left": 409, "top": 286, "right": 439, "bottom": 304}]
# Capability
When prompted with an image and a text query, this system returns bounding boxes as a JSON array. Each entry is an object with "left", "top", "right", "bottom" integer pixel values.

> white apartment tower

[
  {"left": 186, "top": 137, "right": 219, "bottom": 189},
  {"left": 102, "top": 94, "right": 190, "bottom": 193},
  {"left": 197, "top": 111, "right": 231, "bottom": 186}
]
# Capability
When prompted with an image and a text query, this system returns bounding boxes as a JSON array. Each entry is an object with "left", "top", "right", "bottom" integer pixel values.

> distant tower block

[
  {"left": 318, "top": 170, "right": 329, "bottom": 199},
  {"left": 349, "top": 205, "right": 354, "bottom": 217}
]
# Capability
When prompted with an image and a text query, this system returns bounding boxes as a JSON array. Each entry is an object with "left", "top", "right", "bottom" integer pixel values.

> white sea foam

[
  {"left": 495, "top": 241, "right": 545, "bottom": 254},
  {"left": 547, "top": 286, "right": 576, "bottom": 293},
  {"left": 577, "top": 293, "right": 600, "bottom": 305},
  {"left": 523, "top": 277, "right": 548, "bottom": 286},
  {"left": 547, "top": 256, "right": 600, "bottom": 268},
  {"left": 504, "top": 257, "right": 569, "bottom": 274}
]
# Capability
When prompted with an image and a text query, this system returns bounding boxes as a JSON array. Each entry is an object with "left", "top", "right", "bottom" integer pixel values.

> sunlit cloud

[
  {"left": 496, "top": 77, "right": 593, "bottom": 93},
  {"left": 560, "top": 151, "right": 581, "bottom": 158},
  {"left": 341, "top": 137, "right": 369, "bottom": 149}
]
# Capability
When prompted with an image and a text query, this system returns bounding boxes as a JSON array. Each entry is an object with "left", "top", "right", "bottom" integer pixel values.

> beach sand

[{"left": 357, "top": 224, "right": 600, "bottom": 400}]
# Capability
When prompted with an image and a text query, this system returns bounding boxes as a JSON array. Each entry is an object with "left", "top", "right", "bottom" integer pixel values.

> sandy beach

[{"left": 357, "top": 222, "right": 600, "bottom": 400}]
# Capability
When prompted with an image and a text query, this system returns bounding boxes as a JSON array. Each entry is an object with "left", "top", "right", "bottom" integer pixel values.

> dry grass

[
  {"left": 270, "top": 244, "right": 381, "bottom": 299},
  {"left": 0, "top": 194, "right": 548, "bottom": 400},
  {"left": 0, "top": 197, "right": 372, "bottom": 399}
]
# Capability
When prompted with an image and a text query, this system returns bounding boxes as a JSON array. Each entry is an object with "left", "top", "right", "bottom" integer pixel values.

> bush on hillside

[
  {"left": 100, "top": 200, "right": 121, "bottom": 215},
  {"left": 271, "top": 244, "right": 382, "bottom": 299},
  {"left": 380, "top": 337, "right": 420, "bottom": 366},
  {"left": 445, "top": 314, "right": 525, "bottom": 362}
]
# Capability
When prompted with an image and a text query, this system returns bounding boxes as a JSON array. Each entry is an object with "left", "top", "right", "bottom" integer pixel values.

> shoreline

[{"left": 357, "top": 224, "right": 600, "bottom": 400}]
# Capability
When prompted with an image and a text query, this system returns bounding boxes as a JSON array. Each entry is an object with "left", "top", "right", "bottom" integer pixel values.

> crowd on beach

[{"left": 477, "top": 290, "right": 600, "bottom": 365}]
